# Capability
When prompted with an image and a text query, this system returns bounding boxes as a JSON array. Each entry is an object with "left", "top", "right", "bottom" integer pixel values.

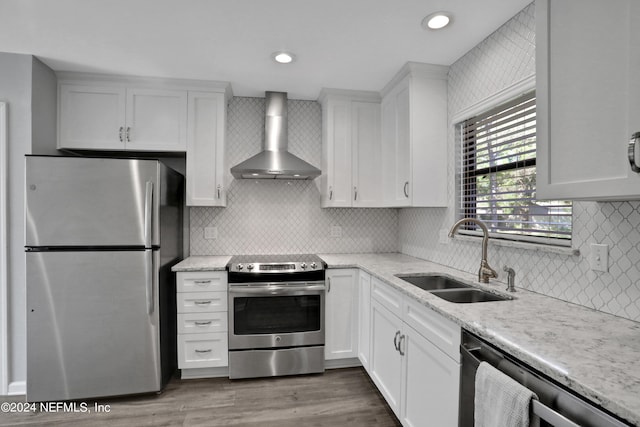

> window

[{"left": 458, "top": 91, "right": 572, "bottom": 245}]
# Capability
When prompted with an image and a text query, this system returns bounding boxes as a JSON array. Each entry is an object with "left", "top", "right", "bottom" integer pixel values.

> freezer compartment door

[
  {"left": 26, "top": 250, "right": 162, "bottom": 401},
  {"left": 25, "top": 156, "right": 160, "bottom": 247}
]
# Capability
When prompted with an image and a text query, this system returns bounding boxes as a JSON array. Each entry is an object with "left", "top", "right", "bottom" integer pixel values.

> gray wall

[{"left": 1, "top": 52, "right": 58, "bottom": 391}]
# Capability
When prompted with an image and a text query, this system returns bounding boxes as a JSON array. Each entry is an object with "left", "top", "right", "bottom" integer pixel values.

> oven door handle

[{"left": 229, "top": 284, "right": 326, "bottom": 294}]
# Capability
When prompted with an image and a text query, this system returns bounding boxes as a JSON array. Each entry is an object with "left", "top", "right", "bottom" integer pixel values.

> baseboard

[
  {"left": 325, "top": 358, "right": 362, "bottom": 369},
  {"left": 179, "top": 367, "right": 229, "bottom": 379},
  {"left": 8, "top": 380, "right": 26, "bottom": 396}
]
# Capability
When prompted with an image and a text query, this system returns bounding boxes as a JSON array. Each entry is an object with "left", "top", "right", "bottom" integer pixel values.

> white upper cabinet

[
  {"left": 536, "top": 0, "right": 640, "bottom": 200},
  {"left": 319, "top": 89, "right": 382, "bottom": 208},
  {"left": 125, "top": 88, "right": 187, "bottom": 151},
  {"left": 59, "top": 81, "right": 187, "bottom": 152},
  {"left": 186, "top": 90, "right": 231, "bottom": 207},
  {"left": 381, "top": 63, "right": 449, "bottom": 207},
  {"left": 59, "top": 84, "right": 126, "bottom": 150}
]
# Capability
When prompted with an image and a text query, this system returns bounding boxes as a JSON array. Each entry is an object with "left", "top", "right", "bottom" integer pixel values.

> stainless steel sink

[
  {"left": 430, "top": 288, "right": 511, "bottom": 303},
  {"left": 395, "top": 274, "right": 472, "bottom": 291}
]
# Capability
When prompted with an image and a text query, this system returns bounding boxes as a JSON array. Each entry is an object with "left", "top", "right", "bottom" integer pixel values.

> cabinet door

[
  {"left": 357, "top": 270, "right": 372, "bottom": 371},
  {"left": 370, "top": 299, "right": 403, "bottom": 417},
  {"left": 382, "top": 80, "right": 411, "bottom": 207},
  {"left": 537, "top": 0, "right": 640, "bottom": 200},
  {"left": 352, "top": 101, "right": 382, "bottom": 207},
  {"left": 401, "top": 326, "right": 460, "bottom": 427},
  {"left": 186, "top": 91, "right": 227, "bottom": 206},
  {"left": 58, "top": 84, "right": 126, "bottom": 150},
  {"left": 325, "top": 269, "right": 359, "bottom": 360},
  {"left": 125, "top": 88, "right": 187, "bottom": 152},
  {"left": 321, "top": 99, "right": 353, "bottom": 207}
]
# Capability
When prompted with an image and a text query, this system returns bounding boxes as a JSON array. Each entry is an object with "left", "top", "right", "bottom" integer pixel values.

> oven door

[{"left": 228, "top": 281, "right": 325, "bottom": 350}]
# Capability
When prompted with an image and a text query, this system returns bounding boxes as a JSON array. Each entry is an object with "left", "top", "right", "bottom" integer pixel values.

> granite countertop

[
  {"left": 171, "top": 253, "right": 640, "bottom": 425},
  {"left": 172, "top": 255, "right": 231, "bottom": 271},
  {"left": 318, "top": 253, "right": 640, "bottom": 426}
]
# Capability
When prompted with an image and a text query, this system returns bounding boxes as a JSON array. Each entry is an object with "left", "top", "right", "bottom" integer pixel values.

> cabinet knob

[{"left": 629, "top": 132, "right": 640, "bottom": 173}]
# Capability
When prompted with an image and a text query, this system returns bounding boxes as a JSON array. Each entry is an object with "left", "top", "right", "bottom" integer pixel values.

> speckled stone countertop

[
  {"left": 317, "top": 253, "right": 640, "bottom": 426},
  {"left": 172, "top": 255, "right": 231, "bottom": 271},
  {"left": 171, "top": 252, "right": 640, "bottom": 425}
]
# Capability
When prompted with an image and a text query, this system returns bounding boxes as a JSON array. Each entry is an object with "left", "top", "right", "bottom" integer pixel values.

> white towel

[{"left": 474, "top": 361, "right": 538, "bottom": 427}]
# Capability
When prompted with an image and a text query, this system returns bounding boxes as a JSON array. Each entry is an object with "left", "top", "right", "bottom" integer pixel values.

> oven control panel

[{"left": 228, "top": 261, "right": 322, "bottom": 273}]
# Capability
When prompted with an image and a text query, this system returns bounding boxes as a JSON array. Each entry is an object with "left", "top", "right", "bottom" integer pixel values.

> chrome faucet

[{"left": 448, "top": 218, "right": 498, "bottom": 283}]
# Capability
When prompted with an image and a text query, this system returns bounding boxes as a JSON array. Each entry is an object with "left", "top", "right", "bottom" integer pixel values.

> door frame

[{"left": 1, "top": 102, "right": 8, "bottom": 394}]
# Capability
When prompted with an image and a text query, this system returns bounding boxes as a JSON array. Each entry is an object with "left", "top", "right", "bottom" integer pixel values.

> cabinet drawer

[
  {"left": 403, "top": 297, "right": 460, "bottom": 361},
  {"left": 178, "top": 332, "right": 228, "bottom": 369},
  {"left": 371, "top": 276, "right": 403, "bottom": 318},
  {"left": 177, "top": 291, "right": 227, "bottom": 313},
  {"left": 177, "top": 271, "right": 227, "bottom": 292},
  {"left": 178, "top": 312, "right": 228, "bottom": 334}
]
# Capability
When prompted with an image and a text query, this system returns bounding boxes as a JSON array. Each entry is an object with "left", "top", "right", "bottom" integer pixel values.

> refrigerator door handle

[
  {"left": 145, "top": 249, "right": 154, "bottom": 315},
  {"left": 144, "top": 181, "right": 153, "bottom": 248}
]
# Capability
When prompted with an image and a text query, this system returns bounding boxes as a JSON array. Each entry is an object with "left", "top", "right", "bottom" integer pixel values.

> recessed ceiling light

[
  {"left": 272, "top": 52, "right": 295, "bottom": 64},
  {"left": 421, "top": 12, "right": 453, "bottom": 30}
]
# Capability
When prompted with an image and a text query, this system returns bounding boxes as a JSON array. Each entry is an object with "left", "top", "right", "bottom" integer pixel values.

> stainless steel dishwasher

[{"left": 460, "top": 331, "right": 632, "bottom": 427}]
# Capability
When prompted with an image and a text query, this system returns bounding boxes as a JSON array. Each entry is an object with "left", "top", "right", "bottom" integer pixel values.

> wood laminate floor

[{"left": 0, "top": 367, "right": 401, "bottom": 427}]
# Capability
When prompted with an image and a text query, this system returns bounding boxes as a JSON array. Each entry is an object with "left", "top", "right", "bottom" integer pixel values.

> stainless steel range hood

[{"left": 230, "top": 91, "right": 321, "bottom": 180}]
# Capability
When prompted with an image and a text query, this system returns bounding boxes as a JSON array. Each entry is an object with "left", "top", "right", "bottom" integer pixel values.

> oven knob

[
  {"left": 310, "top": 262, "right": 317, "bottom": 269},
  {"left": 237, "top": 264, "right": 243, "bottom": 270},
  {"left": 247, "top": 264, "right": 254, "bottom": 270},
  {"left": 300, "top": 262, "right": 307, "bottom": 269}
]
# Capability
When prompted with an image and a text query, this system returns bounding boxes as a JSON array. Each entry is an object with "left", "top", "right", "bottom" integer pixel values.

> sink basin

[
  {"left": 396, "top": 274, "right": 472, "bottom": 291},
  {"left": 430, "top": 288, "right": 511, "bottom": 303}
]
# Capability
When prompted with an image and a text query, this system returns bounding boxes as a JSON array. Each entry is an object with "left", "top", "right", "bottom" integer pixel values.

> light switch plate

[
  {"left": 590, "top": 243, "right": 609, "bottom": 272},
  {"left": 330, "top": 225, "right": 342, "bottom": 238},
  {"left": 204, "top": 226, "right": 218, "bottom": 240}
]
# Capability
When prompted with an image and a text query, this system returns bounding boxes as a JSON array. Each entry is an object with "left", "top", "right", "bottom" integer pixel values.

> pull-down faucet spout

[{"left": 448, "top": 218, "right": 498, "bottom": 284}]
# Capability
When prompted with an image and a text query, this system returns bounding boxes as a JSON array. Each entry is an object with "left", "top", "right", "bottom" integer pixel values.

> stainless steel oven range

[{"left": 227, "top": 254, "right": 326, "bottom": 379}]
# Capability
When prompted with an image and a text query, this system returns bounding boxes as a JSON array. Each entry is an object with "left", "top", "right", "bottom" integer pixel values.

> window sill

[{"left": 451, "top": 234, "right": 580, "bottom": 257}]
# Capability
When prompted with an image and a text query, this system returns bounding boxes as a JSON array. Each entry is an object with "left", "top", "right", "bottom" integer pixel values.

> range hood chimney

[{"left": 230, "top": 91, "right": 321, "bottom": 180}]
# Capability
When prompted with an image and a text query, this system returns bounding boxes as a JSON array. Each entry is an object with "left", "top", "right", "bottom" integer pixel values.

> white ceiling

[{"left": 0, "top": 0, "right": 532, "bottom": 100}]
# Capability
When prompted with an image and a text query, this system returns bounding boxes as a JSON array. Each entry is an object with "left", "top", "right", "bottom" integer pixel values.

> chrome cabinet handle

[
  {"left": 194, "top": 300, "right": 212, "bottom": 305},
  {"left": 194, "top": 280, "right": 211, "bottom": 285},
  {"left": 393, "top": 331, "right": 401, "bottom": 351},
  {"left": 119, "top": 126, "right": 124, "bottom": 142},
  {"left": 354, "top": 186, "right": 358, "bottom": 201},
  {"left": 398, "top": 334, "right": 406, "bottom": 356},
  {"left": 194, "top": 321, "right": 212, "bottom": 326},
  {"left": 126, "top": 126, "right": 131, "bottom": 142},
  {"left": 329, "top": 186, "right": 333, "bottom": 201},
  {"left": 217, "top": 184, "right": 222, "bottom": 199},
  {"left": 629, "top": 132, "right": 640, "bottom": 173},
  {"left": 403, "top": 181, "right": 409, "bottom": 198},
  {"left": 327, "top": 277, "right": 331, "bottom": 293},
  {"left": 194, "top": 349, "right": 212, "bottom": 354}
]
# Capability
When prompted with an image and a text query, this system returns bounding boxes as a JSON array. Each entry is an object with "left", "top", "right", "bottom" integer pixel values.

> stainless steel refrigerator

[{"left": 25, "top": 155, "right": 184, "bottom": 402}]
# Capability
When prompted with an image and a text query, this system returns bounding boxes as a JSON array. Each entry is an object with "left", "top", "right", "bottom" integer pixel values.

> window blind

[{"left": 459, "top": 92, "right": 572, "bottom": 242}]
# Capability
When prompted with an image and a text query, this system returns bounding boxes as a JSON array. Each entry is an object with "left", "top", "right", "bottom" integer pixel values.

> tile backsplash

[
  {"left": 398, "top": 3, "right": 640, "bottom": 322},
  {"left": 190, "top": 97, "right": 398, "bottom": 255}
]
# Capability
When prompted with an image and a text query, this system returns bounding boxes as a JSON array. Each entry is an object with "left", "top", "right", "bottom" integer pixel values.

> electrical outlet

[
  {"left": 204, "top": 226, "right": 218, "bottom": 240},
  {"left": 439, "top": 229, "right": 449, "bottom": 244},
  {"left": 330, "top": 225, "right": 342, "bottom": 238},
  {"left": 590, "top": 243, "right": 609, "bottom": 272}
]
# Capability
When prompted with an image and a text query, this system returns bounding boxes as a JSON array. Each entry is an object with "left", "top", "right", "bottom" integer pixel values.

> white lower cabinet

[
  {"left": 325, "top": 269, "right": 359, "bottom": 361},
  {"left": 176, "top": 270, "right": 228, "bottom": 378},
  {"left": 370, "top": 276, "right": 461, "bottom": 426}
]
